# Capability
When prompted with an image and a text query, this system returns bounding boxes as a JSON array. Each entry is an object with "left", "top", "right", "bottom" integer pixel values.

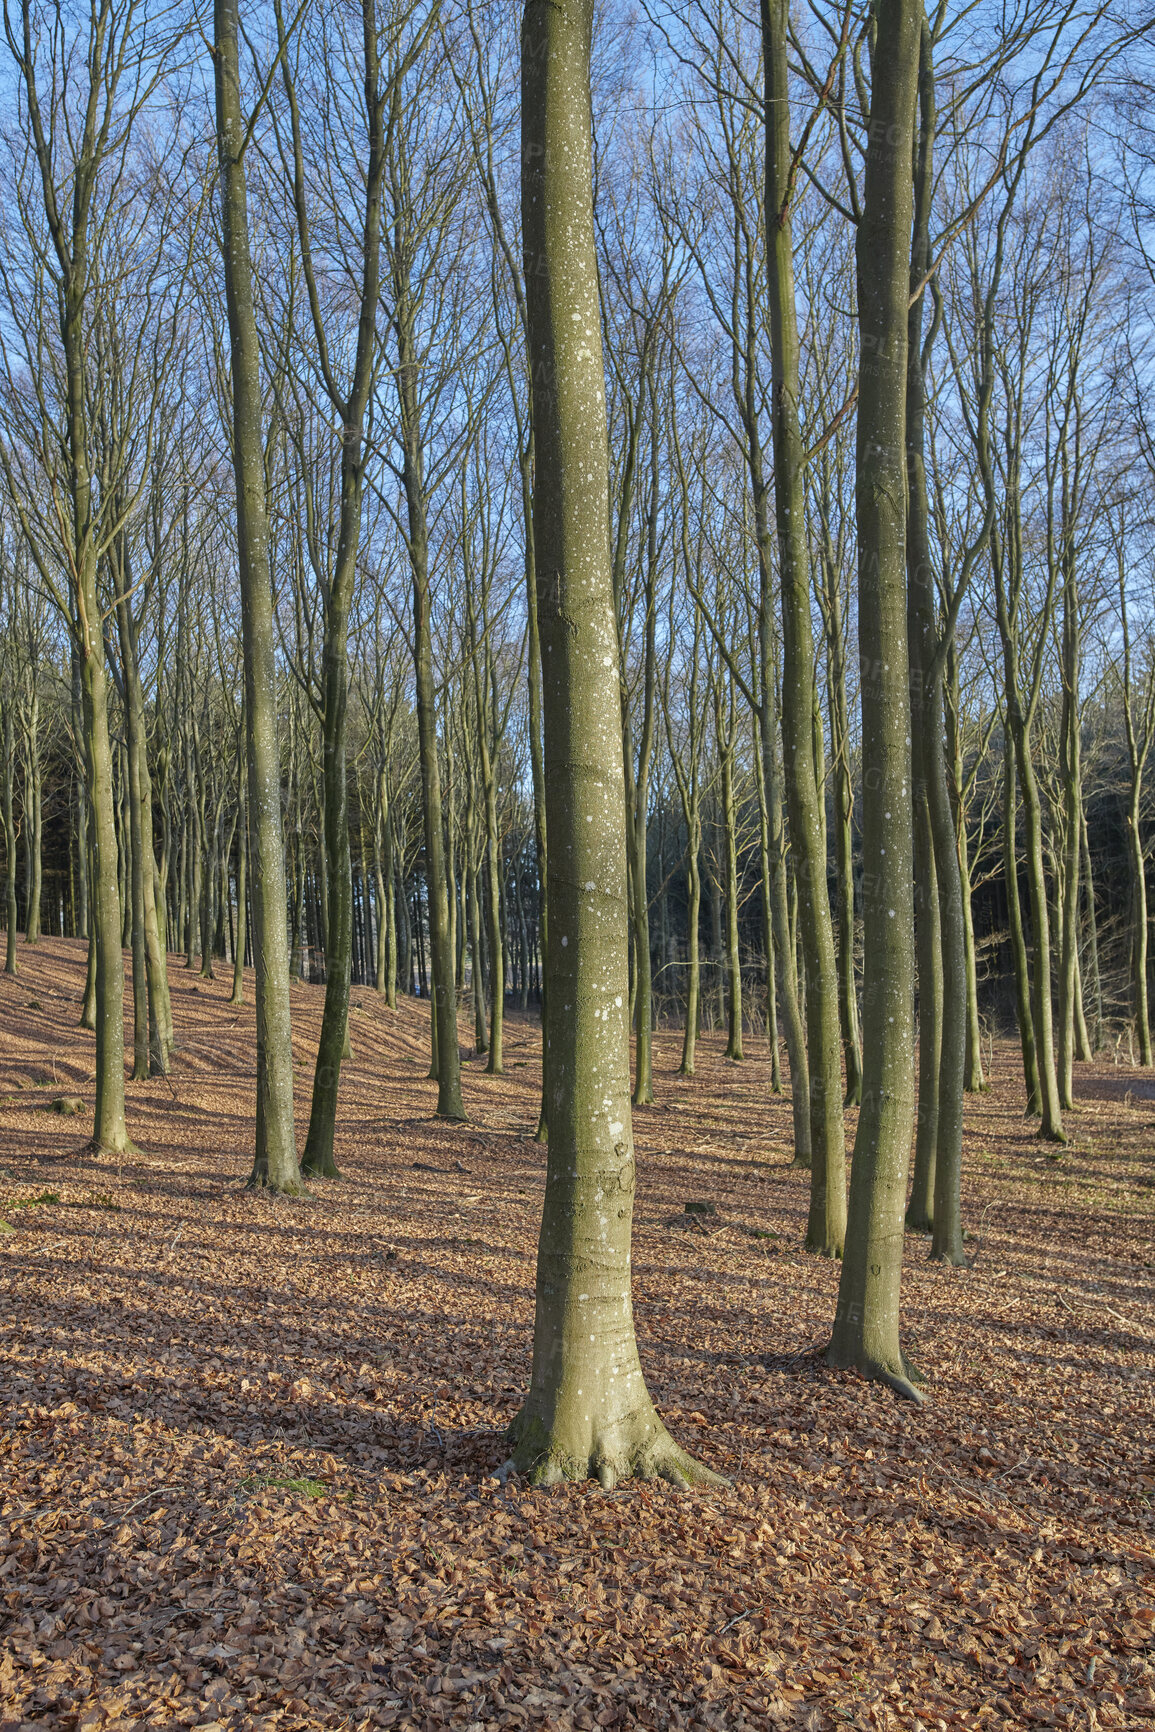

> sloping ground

[{"left": 0, "top": 937, "right": 1152, "bottom": 1732}]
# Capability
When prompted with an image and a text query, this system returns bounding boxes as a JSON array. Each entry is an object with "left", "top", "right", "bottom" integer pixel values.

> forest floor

[{"left": 0, "top": 939, "right": 1152, "bottom": 1732}]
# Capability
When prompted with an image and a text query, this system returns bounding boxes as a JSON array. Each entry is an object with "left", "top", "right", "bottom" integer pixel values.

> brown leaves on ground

[{"left": 0, "top": 940, "right": 1153, "bottom": 1732}]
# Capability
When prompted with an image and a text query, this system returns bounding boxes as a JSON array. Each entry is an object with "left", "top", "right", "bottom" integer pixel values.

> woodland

[{"left": 0, "top": 0, "right": 1154, "bottom": 1725}]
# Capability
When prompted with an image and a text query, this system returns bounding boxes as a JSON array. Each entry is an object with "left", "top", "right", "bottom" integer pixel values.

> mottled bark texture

[
  {"left": 826, "top": 0, "right": 923, "bottom": 1399},
  {"left": 509, "top": 0, "right": 719, "bottom": 1488}
]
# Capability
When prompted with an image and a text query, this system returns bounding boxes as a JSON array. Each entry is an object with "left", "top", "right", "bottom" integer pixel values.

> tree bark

[
  {"left": 761, "top": 0, "right": 846, "bottom": 1255},
  {"left": 509, "top": 0, "right": 719, "bottom": 1488},
  {"left": 215, "top": 0, "right": 302, "bottom": 1193},
  {"left": 827, "top": 0, "right": 922, "bottom": 1400},
  {"left": 2, "top": 699, "right": 18, "bottom": 975}
]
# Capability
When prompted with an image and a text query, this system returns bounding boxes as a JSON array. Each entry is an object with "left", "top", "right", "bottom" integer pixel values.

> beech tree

[
  {"left": 826, "top": 0, "right": 922, "bottom": 1400},
  {"left": 214, "top": 0, "right": 302, "bottom": 1193},
  {"left": 509, "top": 0, "right": 717, "bottom": 1487}
]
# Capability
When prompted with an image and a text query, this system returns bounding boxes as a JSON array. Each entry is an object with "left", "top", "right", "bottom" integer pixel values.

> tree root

[
  {"left": 929, "top": 1238, "right": 966, "bottom": 1267},
  {"left": 300, "top": 1154, "right": 341, "bottom": 1180},
  {"left": 245, "top": 1173, "right": 312, "bottom": 1200},
  {"left": 86, "top": 1137, "right": 145, "bottom": 1164},
  {"left": 825, "top": 1343, "right": 928, "bottom": 1405},
  {"left": 505, "top": 1410, "right": 727, "bottom": 1492}
]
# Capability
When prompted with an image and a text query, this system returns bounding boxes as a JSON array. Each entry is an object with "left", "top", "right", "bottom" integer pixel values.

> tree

[
  {"left": 761, "top": 0, "right": 847, "bottom": 1257},
  {"left": 826, "top": 0, "right": 922, "bottom": 1400},
  {"left": 0, "top": 0, "right": 173, "bottom": 1158},
  {"left": 214, "top": 0, "right": 303, "bottom": 1194},
  {"left": 509, "top": 0, "right": 718, "bottom": 1488}
]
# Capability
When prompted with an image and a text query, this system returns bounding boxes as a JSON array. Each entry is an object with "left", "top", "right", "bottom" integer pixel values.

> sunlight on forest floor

[{"left": 1, "top": 939, "right": 1152, "bottom": 1730}]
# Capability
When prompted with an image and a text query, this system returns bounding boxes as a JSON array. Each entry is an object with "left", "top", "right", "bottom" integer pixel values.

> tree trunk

[
  {"left": 468, "top": 856, "right": 487, "bottom": 1054},
  {"left": 231, "top": 769, "right": 247, "bottom": 1006},
  {"left": 2, "top": 701, "right": 18, "bottom": 975},
  {"left": 757, "top": 682, "right": 810, "bottom": 1163},
  {"left": 904, "top": 22, "right": 964, "bottom": 1263},
  {"left": 395, "top": 311, "right": 465, "bottom": 1121},
  {"left": 946, "top": 638, "right": 986, "bottom": 1091},
  {"left": 1057, "top": 538, "right": 1081, "bottom": 1106},
  {"left": 509, "top": 0, "right": 718, "bottom": 1488},
  {"left": 1003, "top": 732, "right": 1041, "bottom": 1113},
  {"left": 826, "top": 0, "right": 922, "bottom": 1400},
  {"left": 681, "top": 829, "right": 701, "bottom": 1077},
  {"left": 83, "top": 638, "right": 133, "bottom": 1156},
  {"left": 1014, "top": 718, "right": 1064, "bottom": 1140},
  {"left": 215, "top": 0, "right": 302, "bottom": 1193},
  {"left": 760, "top": 0, "right": 845, "bottom": 1254},
  {"left": 716, "top": 689, "right": 744, "bottom": 1063},
  {"left": 22, "top": 685, "right": 41, "bottom": 943},
  {"left": 1080, "top": 808, "right": 1102, "bottom": 1054}
]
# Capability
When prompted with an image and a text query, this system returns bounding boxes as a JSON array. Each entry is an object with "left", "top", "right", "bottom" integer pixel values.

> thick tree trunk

[
  {"left": 215, "top": 0, "right": 302, "bottom": 1193},
  {"left": 509, "top": 0, "right": 718, "bottom": 1489},
  {"left": 827, "top": 0, "right": 922, "bottom": 1400}
]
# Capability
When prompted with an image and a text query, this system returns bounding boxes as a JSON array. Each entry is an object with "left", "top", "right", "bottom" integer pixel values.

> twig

[
  {"left": 122, "top": 1486, "right": 176, "bottom": 1519},
  {"left": 720, "top": 1607, "right": 753, "bottom": 1636},
  {"left": 1057, "top": 1289, "right": 1141, "bottom": 1333}
]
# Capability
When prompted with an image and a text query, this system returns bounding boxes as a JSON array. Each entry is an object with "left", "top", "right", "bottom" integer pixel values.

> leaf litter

[{"left": 0, "top": 939, "right": 1152, "bottom": 1731}]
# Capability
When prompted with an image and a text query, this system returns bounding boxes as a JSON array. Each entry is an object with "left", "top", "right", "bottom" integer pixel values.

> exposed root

[
  {"left": 878, "top": 1368, "right": 926, "bottom": 1404},
  {"left": 506, "top": 1408, "right": 727, "bottom": 1492},
  {"left": 825, "top": 1343, "right": 928, "bottom": 1406},
  {"left": 300, "top": 1154, "right": 341, "bottom": 1180},
  {"left": 901, "top": 1350, "right": 927, "bottom": 1385},
  {"left": 86, "top": 1137, "right": 145, "bottom": 1164},
  {"left": 929, "top": 1238, "right": 967, "bottom": 1267},
  {"left": 244, "top": 1173, "right": 312, "bottom": 1200}
]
